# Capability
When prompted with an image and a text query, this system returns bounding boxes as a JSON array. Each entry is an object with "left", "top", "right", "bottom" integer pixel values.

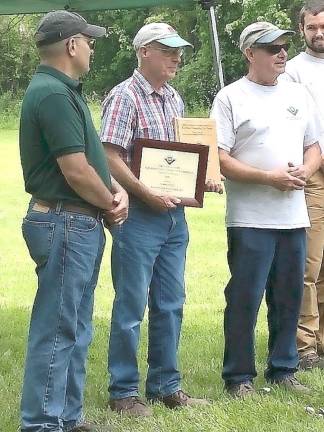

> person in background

[{"left": 282, "top": 0, "right": 324, "bottom": 371}]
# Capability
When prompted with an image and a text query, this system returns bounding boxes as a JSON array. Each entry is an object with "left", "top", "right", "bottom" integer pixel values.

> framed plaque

[{"left": 131, "top": 138, "right": 209, "bottom": 208}]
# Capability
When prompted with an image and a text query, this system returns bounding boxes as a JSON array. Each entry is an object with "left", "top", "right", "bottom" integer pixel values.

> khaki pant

[{"left": 297, "top": 170, "right": 324, "bottom": 358}]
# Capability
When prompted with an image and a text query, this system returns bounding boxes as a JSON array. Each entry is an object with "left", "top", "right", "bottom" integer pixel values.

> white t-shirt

[
  {"left": 210, "top": 76, "right": 319, "bottom": 229},
  {"left": 282, "top": 52, "right": 324, "bottom": 149}
]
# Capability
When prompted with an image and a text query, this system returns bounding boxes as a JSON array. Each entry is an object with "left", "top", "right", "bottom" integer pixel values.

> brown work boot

[
  {"left": 299, "top": 352, "right": 324, "bottom": 371},
  {"left": 70, "top": 422, "right": 97, "bottom": 432},
  {"left": 225, "top": 381, "right": 255, "bottom": 398},
  {"left": 109, "top": 396, "right": 152, "bottom": 417},
  {"left": 273, "top": 375, "right": 310, "bottom": 393},
  {"left": 151, "top": 390, "right": 211, "bottom": 409}
]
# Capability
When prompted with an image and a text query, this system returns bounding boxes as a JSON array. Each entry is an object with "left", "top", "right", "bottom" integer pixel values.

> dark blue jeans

[
  {"left": 222, "top": 227, "right": 306, "bottom": 385},
  {"left": 21, "top": 202, "right": 106, "bottom": 432},
  {"left": 108, "top": 202, "right": 189, "bottom": 399}
]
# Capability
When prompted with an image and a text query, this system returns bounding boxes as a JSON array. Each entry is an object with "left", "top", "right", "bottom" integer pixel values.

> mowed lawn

[{"left": 1, "top": 126, "right": 324, "bottom": 432}]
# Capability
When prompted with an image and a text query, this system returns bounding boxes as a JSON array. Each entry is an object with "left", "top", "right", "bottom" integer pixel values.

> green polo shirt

[{"left": 19, "top": 65, "right": 111, "bottom": 207}]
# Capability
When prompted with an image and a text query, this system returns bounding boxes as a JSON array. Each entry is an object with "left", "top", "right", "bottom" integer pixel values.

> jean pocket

[
  {"left": 67, "top": 213, "right": 98, "bottom": 232},
  {"left": 22, "top": 218, "right": 55, "bottom": 268}
]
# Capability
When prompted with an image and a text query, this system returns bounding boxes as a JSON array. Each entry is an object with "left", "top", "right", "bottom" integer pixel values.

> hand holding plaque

[{"left": 131, "top": 139, "right": 209, "bottom": 208}]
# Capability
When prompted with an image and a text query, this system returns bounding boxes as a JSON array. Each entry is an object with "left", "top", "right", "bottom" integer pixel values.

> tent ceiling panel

[{"left": 0, "top": 0, "right": 195, "bottom": 15}]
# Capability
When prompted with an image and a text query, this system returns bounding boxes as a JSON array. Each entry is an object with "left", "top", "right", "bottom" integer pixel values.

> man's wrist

[
  {"left": 111, "top": 178, "right": 123, "bottom": 194},
  {"left": 304, "top": 165, "right": 311, "bottom": 181},
  {"left": 262, "top": 170, "right": 273, "bottom": 186}
]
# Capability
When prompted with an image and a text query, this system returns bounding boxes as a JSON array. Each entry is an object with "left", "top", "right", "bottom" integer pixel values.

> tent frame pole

[{"left": 207, "top": 5, "right": 224, "bottom": 88}]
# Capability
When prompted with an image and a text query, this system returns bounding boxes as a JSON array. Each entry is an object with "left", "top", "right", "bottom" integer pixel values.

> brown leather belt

[{"left": 32, "top": 198, "right": 101, "bottom": 219}]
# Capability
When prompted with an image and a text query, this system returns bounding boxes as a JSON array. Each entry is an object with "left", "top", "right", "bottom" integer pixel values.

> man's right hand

[
  {"left": 144, "top": 193, "right": 181, "bottom": 212},
  {"left": 267, "top": 168, "right": 306, "bottom": 191},
  {"left": 103, "top": 189, "right": 129, "bottom": 226}
]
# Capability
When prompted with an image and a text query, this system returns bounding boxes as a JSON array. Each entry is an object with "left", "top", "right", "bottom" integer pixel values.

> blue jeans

[
  {"left": 21, "top": 202, "right": 106, "bottom": 432},
  {"left": 108, "top": 202, "right": 189, "bottom": 399},
  {"left": 223, "top": 227, "right": 306, "bottom": 385}
]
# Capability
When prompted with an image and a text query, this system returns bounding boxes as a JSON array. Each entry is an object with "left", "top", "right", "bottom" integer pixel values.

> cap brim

[
  {"left": 156, "top": 35, "right": 193, "bottom": 48},
  {"left": 256, "top": 29, "right": 295, "bottom": 44},
  {"left": 83, "top": 23, "right": 106, "bottom": 38}
]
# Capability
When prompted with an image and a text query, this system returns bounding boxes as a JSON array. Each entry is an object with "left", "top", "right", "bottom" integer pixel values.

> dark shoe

[
  {"left": 299, "top": 352, "right": 324, "bottom": 370},
  {"left": 70, "top": 422, "right": 97, "bottom": 432},
  {"left": 109, "top": 396, "right": 152, "bottom": 417},
  {"left": 272, "top": 374, "right": 310, "bottom": 393},
  {"left": 151, "top": 390, "right": 211, "bottom": 409},
  {"left": 225, "top": 381, "right": 255, "bottom": 398}
]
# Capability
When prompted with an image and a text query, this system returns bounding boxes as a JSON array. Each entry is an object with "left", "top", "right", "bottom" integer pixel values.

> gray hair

[{"left": 135, "top": 47, "right": 143, "bottom": 67}]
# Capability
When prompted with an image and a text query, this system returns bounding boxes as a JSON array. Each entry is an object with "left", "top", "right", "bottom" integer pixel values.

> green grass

[{"left": 1, "top": 126, "right": 324, "bottom": 431}]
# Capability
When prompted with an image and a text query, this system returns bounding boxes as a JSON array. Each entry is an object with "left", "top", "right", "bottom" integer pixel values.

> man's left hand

[
  {"left": 103, "top": 189, "right": 129, "bottom": 226},
  {"left": 205, "top": 179, "right": 223, "bottom": 194},
  {"left": 287, "top": 162, "right": 309, "bottom": 182}
]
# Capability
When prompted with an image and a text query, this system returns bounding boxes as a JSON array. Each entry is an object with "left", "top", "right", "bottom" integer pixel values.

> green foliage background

[{"left": 0, "top": 0, "right": 306, "bottom": 112}]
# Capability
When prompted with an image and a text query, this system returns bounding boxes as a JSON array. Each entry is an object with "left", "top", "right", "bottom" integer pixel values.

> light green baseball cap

[
  {"left": 133, "top": 22, "right": 193, "bottom": 49},
  {"left": 240, "top": 21, "right": 295, "bottom": 52}
]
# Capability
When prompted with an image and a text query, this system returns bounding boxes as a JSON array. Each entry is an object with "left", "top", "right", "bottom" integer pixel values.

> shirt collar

[
  {"left": 133, "top": 69, "right": 175, "bottom": 99},
  {"left": 36, "top": 65, "right": 82, "bottom": 92}
]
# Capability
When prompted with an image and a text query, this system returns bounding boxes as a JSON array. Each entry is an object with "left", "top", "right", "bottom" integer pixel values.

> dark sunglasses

[{"left": 253, "top": 43, "right": 290, "bottom": 55}]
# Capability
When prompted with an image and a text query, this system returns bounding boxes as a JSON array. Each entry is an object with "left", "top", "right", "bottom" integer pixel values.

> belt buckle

[{"left": 32, "top": 202, "right": 50, "bottom": 213}]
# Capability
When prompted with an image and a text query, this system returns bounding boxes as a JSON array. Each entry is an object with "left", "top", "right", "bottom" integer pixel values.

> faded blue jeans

[
  {"left": 21, "top": 201, "right": 106, "bottom": 432},
  {"left": 108, "top": 201, "right": 189, "bottom": 399}
]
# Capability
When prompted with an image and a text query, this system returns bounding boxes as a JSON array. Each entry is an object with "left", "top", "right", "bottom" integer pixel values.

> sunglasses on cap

[{"left": 252, "top": 43, "right": 290, "bottom": 55}]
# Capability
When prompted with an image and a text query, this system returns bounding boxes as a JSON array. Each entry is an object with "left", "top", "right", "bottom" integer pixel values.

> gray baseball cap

[
  {"left": 133, "top": 22, "right": 193, "bottom": 50},
  {"left": 35, "top": 10, "right": 106, "bottom": 47},
  {"left": 239, "top": 21, "right": 295, "bottom": 52}
]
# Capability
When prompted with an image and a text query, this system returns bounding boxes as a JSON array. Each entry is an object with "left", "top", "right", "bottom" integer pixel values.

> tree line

[{"left": 0, "top": 0, "right": 305, "bottom": 112}]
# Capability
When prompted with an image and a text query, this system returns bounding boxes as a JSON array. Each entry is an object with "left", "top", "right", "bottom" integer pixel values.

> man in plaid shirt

[{"left": 100, "top": 22, "right": 218, "bottom": 417}]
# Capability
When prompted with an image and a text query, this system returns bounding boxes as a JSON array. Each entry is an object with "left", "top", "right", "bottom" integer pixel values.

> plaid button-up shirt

[{"left": 100, "top": 69, "right": 184, "bottom": 163}]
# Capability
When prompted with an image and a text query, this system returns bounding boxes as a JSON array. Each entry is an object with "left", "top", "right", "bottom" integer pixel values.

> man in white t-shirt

[
  {"left": 211, "top": 21, "right": 322, "bottom": 398},
  {"left": 282, "top": 0, "right": 324, "bottom": 371}
]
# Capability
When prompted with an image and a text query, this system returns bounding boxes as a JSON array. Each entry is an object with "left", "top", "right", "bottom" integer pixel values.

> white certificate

[{"left": 139, "top": 147, "right": 199, "bottom": 198}]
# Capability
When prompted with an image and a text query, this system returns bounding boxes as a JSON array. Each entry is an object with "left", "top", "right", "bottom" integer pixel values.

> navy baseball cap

[{"left": 35, "top": 10, "right": 106, "bottom": 47}]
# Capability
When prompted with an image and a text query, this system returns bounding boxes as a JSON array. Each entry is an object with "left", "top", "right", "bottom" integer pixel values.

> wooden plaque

[{"left": 131, "top": 138, "right": 209, "bottom": 208}]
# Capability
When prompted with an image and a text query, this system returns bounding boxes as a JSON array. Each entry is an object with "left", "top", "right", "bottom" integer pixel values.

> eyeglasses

[
  {"left": 145, "top": 45, "right": 184, "bottom": 57},
  {"left": 72, "top": 36, "right": 96, "bottom": 50},
  {"left": 252, "top": 43, "right": 290, "bottom": 55}
]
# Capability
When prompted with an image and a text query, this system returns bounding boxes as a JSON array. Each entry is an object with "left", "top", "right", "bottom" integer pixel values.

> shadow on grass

[
  {"left": 0, "top": 304, "right": 266, "bottom": 431},
  {"left": 2, "top": 305, "right": 323, "bottom": 432}
]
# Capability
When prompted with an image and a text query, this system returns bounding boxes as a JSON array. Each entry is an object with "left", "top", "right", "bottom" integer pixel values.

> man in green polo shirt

[{"left": 19, "top": 10, "right": 128, "bottom": 432}]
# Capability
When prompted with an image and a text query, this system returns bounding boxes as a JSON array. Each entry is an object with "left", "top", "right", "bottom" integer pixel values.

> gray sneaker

[
  {"left": 225, "top": 381, "right": 255, "bottom": 398},
  {"left": 273, "top": 375, "right": 310, "bottom": 393},
  {"left": 299, "top": 352, "right": 324, "bottom": 371}
]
